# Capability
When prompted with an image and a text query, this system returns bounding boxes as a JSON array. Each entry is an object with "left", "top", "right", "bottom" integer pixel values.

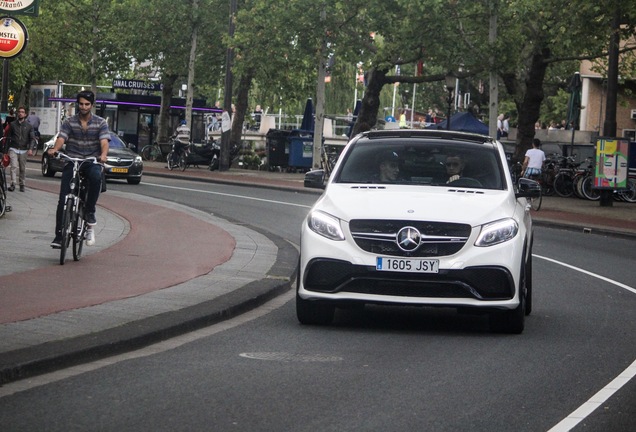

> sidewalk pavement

[{"left": 0, "top": 159, "right": 634, "bottom": 385}]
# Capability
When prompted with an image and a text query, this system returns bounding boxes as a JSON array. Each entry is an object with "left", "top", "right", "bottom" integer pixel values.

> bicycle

[
  {"left": 140, "top": 142, "right": 162, "bottom": 162},
  {"left": 615, "top": 177, "right": 636, "bottom": 203},
  {"left": 55, "top": 153, "right": 102, "bottom": 265},
  {"left": 0, "top": 162, "right": 8, "bottom": 217},
  {"left": 552, "top": 156, "right": 585, "bottom": 198},
  {"left": 166, "top": 139, "right": 188, "bottom": 171},
  {"left": 32, "top": 130, "right": 41, "bottom": 156},
  {"left": 320, "top": 142, "right": 341, "bottom": 178}
]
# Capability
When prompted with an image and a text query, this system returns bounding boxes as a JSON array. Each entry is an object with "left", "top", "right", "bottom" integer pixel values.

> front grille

[
  {"left": 303, "top": 260, "right": 514, "bottom": 300},
  {"left": 108, "top": 158, "right": 134, "bottom": 168},
  {"left": 350, "top": 219, "right": 471, "bottom": 257}
]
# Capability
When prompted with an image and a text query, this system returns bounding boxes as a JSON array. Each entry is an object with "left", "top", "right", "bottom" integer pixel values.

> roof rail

[{"left": 365, "top": 129, "right": 496, "bottom": 144}]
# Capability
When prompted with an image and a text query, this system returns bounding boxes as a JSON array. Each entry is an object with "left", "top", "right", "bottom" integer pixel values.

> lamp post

[{"left": 445, "top": 73, "right": 455, "bottom": 130}]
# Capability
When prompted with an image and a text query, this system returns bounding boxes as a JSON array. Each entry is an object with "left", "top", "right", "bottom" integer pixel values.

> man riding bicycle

[{"left": 48, "top": 90, "right": 109, "bottom": 249}]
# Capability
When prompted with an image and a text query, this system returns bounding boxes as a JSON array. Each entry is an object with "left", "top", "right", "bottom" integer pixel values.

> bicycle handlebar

[{"left": 54, "top": 152, "right": 100, "bottom": 164}]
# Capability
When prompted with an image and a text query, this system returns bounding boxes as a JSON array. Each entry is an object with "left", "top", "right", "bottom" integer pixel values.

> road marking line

[
  {"left": 143, "top": 181, "right": 312, "bottom": 209},
  {"left": 535, "top": 254, "right": 636, "bottom": 294},
  {"left": 547, "top": 359, "right": 636, "bottom": 432},
  {"left": 535, "top": 254, "right": 636, "bottom": 431}
]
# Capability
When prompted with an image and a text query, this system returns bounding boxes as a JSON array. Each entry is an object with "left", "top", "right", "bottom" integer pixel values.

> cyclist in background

[
  {"left": 48, "top": 90, "right": 109, "bottom": 249},
  {"left": 521, "top": 138, "right": 546, "bottom": 178}
]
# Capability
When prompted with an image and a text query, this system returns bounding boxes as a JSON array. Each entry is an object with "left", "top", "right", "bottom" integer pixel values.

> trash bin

[
  {"left": 266, "top": 129, "right": 291, "bottom": 168},
  {"left": 288, "top": 129, "right": 313, "bottom": 170}
]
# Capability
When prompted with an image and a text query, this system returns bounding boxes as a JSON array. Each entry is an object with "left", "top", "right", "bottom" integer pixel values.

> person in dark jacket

[{"left": 5, "top": 106, "right": 36, "bottom": 192}]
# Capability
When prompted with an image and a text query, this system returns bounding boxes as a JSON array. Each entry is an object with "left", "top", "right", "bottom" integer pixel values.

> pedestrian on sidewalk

[
  {"left": 4, "top": 106, "right": 37, "bottom": 192},
  {"left": 27, "top": 110, "right": 41, "bottom": 143},
  {"left": 521, "top": 138, "right": 546, "bottom": 178},
  {"left": 48, "top": 91, "right": 110, "bottom": 249}
]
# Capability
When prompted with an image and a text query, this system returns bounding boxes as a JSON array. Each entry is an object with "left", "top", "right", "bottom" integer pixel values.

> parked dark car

[{"left": 41, "top": 132, "right": 143, "bottom": 184}]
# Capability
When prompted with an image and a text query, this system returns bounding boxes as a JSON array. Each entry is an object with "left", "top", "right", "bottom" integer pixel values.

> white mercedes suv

[{"left": 298, "top": 129, "right": 541, "bottom": 333}]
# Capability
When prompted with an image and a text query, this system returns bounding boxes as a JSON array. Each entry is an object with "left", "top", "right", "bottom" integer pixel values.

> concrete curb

[{"left": 0, "top": 228, "right": 297, "bottom": 385}]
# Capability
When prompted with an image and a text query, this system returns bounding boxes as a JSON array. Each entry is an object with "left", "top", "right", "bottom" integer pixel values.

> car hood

[
  {"left": 316, "top": 184, "right": 517, "bottom": 225},
  {"left": 107, "top": 148, "right": 137, "bottom": 159}
]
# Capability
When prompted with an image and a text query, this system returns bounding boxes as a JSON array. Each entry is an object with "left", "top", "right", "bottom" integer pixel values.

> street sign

[{"left": 0, "top": 0, "right": 39, "bottom": 16}]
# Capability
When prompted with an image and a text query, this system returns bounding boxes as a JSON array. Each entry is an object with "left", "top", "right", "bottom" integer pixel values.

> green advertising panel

[
  {"left": 594, "top": 137, "right": 629, "bottom": 190},
  {"left": 0, "top": 0, "right": 40, "bottom": 17}
]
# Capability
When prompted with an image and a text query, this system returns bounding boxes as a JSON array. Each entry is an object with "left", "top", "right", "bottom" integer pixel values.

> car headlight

[
  {"left": 134, "top": 156, "right": 143, "bottom": 164},
  {"left": 308, "top": 210, "right": 345, "bottom": 241},
  {"left": 475, "top": 218, "right": 518, "bottom": 247}
]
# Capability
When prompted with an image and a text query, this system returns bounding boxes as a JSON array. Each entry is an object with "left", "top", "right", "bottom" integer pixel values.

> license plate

[
  {"left": 376, "top": 257, "right": 439, "bottom": 273},
  {"left": 111, "top": 168, "right": 128, "bottom": 173}
]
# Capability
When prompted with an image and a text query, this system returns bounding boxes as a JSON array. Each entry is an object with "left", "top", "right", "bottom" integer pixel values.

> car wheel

[
  {"left": 42, "top": 154, "right": 56, "bottom": 177},
  {"left": 525, "top": 252, "right": 533, "bottom": 316},
  {"left": 127, "top": 178, "right": 141, "bottom": 185}
]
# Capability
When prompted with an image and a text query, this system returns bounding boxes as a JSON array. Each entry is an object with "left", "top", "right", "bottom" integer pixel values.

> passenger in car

[
  {"left": 376, "top": 149, "right": 401, "bottom": 183},
  {"left": 444, "top": 154, "right": 465, "bottom": 183}
]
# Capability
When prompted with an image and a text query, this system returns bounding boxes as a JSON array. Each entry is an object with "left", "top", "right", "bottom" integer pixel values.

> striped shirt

[{"left": 59, "top": 113, "right": 110, "bottom": 158}]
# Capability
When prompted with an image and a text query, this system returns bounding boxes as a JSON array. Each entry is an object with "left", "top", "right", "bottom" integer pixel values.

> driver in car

[
  {"left": 376, "top": 150, "right": 401, "bottom": 183},
  {"left": 445, "top": 154, "right": 465, "bottom": 183}
]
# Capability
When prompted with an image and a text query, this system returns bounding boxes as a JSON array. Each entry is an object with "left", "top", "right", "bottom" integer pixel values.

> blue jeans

[{"left": 55, "top": 162, "right": 102, "bottom": 234}]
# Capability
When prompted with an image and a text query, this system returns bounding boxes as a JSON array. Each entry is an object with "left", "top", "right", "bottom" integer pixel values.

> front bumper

[{"left": 299, "top": 219, "right": 526, "bottom": 310}]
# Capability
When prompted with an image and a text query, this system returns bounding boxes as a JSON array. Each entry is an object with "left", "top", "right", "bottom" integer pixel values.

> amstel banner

[{"left": 0, "top": 16, "right": 28, "bottom": 59}]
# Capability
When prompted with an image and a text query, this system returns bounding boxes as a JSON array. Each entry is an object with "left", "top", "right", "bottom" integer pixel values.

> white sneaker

[{"left": 86, "top": 228, "right": 95, "bottom": 246}]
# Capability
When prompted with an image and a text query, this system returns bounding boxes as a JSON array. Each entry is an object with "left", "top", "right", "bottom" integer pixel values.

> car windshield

[
  {"left": 109, "top": 134, "right": 128, "bottom": 150},
  {"left": 335, "top": 138, "right": 505, "bottom": 190}
]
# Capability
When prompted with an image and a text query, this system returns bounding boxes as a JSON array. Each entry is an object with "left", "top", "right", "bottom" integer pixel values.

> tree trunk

[
  {"left": 157, "top": 74, "right": 178, "bottom": 145},
  {"left": 504, "top": 48, "right": 550, "bottom": 162},
  {"left": 185, "top": 0, "right": 199, "bottom": 128},
  {"left": 230, "top": 69, "right": 254, "bottom": 149},
  {"left": 352, "top": 67, "right": 389, "bottom": 136}
]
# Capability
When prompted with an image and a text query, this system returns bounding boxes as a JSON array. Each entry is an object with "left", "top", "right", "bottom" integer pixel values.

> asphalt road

[{"left": 0, "top": 175, "right": 634, "bottom": 432}]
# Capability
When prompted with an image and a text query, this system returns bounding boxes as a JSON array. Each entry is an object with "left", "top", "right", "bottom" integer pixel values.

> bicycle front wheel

[
  {"left": 530, "top": 194, "right": 542, "bottom": 211},
  {"left": 60, "top": 197, "right": 75, "bottom": 265},
  {"left": 73, "top": 213, "right": 87, "bottom": 261},
  {"left": 167, "top": 151, "right": 176, "bottom": 170},
  {"left": 141, "top": 145, "right": 161, "bottom": 162},
  {"left": 179, "top": 154, "right": 187, "bottom": 171},
  {"left": 580, "top": 175, "right": 600, "bottom": 201},
  {"left": 0, "top": 187, "right": 6, "bottom": 218},
  {"left": 553, "top": 172, "right": 574, "bottom": 197}
]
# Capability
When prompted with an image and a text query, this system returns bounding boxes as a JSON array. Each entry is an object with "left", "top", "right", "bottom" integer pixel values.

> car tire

[
  {"left": 127, "top": 178, "right": 141, "bottom": 185},
  {"left": 42, "top": 154, "right": 56, "bottom": 177},
  {"left": 525, "top": 252, "right": 533, "bottom": 316}
]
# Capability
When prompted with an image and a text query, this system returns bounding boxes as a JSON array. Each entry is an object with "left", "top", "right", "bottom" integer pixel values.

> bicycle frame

[{"left": 56, "top": 153, "right": 99, "bottom": 264}]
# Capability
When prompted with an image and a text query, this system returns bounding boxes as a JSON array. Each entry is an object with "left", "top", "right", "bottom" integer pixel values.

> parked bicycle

[
  {"left": 320, "top": 142, "right": 341, "bottom": 178},
  {"left": 140, "top": 142, "right": 163, "bottom": 162},
  {"left": 615, "top": 177, "right": 636, "bottom": 203},
  {"left": 55, "top": 153, "right": 102, "bottom": 265}
]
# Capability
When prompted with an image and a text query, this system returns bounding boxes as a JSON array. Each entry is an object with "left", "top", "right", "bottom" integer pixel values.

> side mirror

[
  {"left": 304, "top": 169, "right": 326, "bottom": 189},
  {"left": 515, "top": 177, "right": 541, "bottom": 198}
]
